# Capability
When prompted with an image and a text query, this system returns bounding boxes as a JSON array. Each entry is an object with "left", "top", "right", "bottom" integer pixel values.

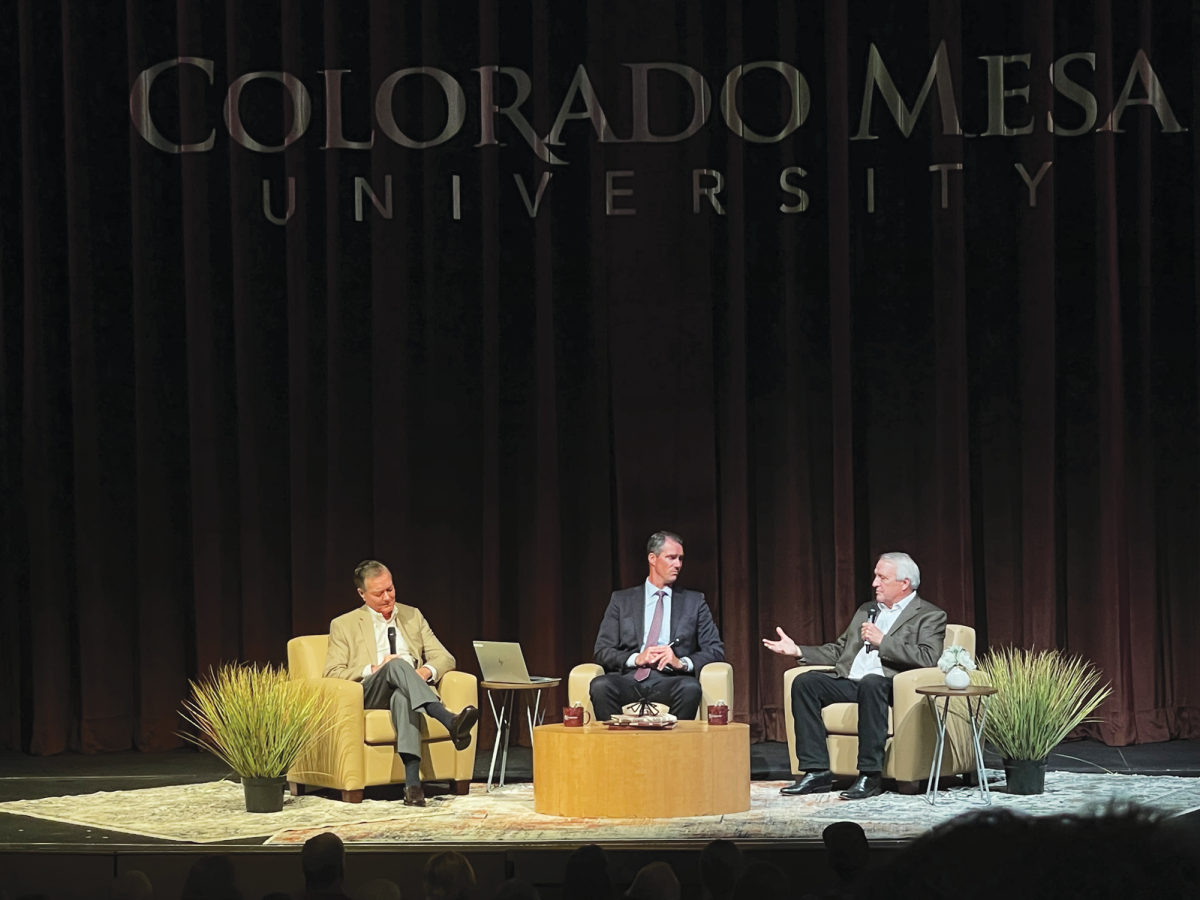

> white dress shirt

[
  {"left": 361, "top": 606, "right": 437, "bottom": 683},
  {"left": 625, "top": 580, "right": 693, "bottom": 672},
  {"left": 848, "top": 591, "right": 916, "bottom": 681}
]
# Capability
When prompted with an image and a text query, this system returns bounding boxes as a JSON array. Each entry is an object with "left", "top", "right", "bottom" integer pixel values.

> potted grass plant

[
  {"left": 975, "top": 648, "right": 1111, "bottom": 795},
  {"left": 180, "top": 663, "right": 333, "bottom": 812}
]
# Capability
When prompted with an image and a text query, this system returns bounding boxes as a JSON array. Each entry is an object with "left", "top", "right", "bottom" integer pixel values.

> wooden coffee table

[{"left": 532, "top": 720, "right": 750, "bottom": 817}]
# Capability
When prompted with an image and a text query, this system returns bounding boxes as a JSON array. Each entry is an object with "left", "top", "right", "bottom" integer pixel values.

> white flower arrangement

[{"left": 938, "top": 645, "right": 976, "bottom": 673}]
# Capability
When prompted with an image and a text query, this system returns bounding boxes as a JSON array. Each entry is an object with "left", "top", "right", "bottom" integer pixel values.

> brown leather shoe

[{"left": 404, "top": 785, "right": 426, "bottom": 807}]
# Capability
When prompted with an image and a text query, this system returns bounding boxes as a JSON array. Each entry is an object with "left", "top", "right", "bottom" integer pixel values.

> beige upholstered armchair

[
  {"left": 783, "top": 624, "right": 978, "bottom": 793},
  {"left": 286, "top": 634, "right": 479, "bottom": 803},
  {"left": 568, "top": 662, "right": 735, "bottom": 722}
]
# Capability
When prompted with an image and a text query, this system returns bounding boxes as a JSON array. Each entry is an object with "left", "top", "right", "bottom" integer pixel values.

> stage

[{"left": 2, "top": 740, "right": 1198, "bottom": 899}]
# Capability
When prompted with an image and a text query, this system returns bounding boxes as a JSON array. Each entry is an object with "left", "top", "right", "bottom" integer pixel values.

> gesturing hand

[
  {"left": 762, "top": 627, "right": 801, "bottom": 658},
  {"left": 861, "top": 621, "right": 884, "bottom": 647}
]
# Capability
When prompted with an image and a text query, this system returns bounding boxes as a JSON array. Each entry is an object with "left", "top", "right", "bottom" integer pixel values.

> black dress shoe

[
  {"left": 780, "top": 770, "right": 834, "bottom": 795},
  {"left": 840, "top": 774, "right": 883, "bottom": 800},
  {"left": 404, "top": 785, "right": 426, "bottom": 807},
  {"left": 448, "top": 705, "right": 480, "bottom": 751}
]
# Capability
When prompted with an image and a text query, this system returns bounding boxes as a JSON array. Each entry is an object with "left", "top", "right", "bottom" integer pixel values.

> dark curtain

[{"left": 2, "top": 0, "right": 1198, "bottom": 755}]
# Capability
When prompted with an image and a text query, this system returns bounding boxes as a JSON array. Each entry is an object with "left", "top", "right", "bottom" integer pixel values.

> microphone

[
  {"left": 387, "top": 626, "right": 396, "bottom": 655},
  {"left": 864, "top": 607, "right": 879, "bottom": 653}
]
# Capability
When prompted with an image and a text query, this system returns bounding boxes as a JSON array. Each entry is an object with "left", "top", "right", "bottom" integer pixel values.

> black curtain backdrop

[{"left": 2, "top": 0, "right": 1198, "bottom": 755}]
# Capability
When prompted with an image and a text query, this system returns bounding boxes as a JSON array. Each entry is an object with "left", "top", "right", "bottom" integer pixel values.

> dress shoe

[
  {"left": 448, "top": 705, "right": 480, "bottom": 751},
  {"left": 840, "top": 774, "right": 883, "bottom": 800},
  {"left": 403, "top": 785, "right": 426, "bottom": 807},
  {"left": 780, "top": 770, "right": 834, "bottom": 795}
]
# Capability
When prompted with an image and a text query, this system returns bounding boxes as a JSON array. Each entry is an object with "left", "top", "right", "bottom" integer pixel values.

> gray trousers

[{"left": 361, "top": 658, "right": 440, "bottom": 759}]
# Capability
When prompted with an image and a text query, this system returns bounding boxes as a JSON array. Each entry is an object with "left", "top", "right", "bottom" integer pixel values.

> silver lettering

[
  {"left": 474, "top": 67, "right": 564, "bottom": 164},
  {"left": 224, "top": 71, "right": 312, "bottom": 153},
  {"left": 547, "top": 65, "right": 621, "bottom": 145},
  {"left": 720, "top": 61, "right": 809, "bottom": 143},
  {"left": 1014, "top": 162, "right": 1053, "bottom": 207},
  {"left": 262, "top": 178, "right": 296, "bottom": 225},
  {"left": 606, "top": 170, "right": 635, "bottom": 216},
  {"left": 320, "top": 69, "right": 373, "bottom": 150},
  {"left": 514, "top": 172, "right": 553, "bottom": 217},
  {"left": 354, "top": 175, "right": 393, "bottom": 221},
  {"left": 129, "top": 57, "right": 216, "bottom": 154},
  {"left": 1099, "top": 49, "right": 1186, "bottom": 133},
  {"left": 853, "top": 41, "right": 962, "bottom": 140},
  {"left": 929, "top": 163, "right": 963, "bottom": 208},
  {"left": 624, "top": 63, "right": 711, "bottom": 143},
  {"left": 693, "top": 169, "right": 725, "bottom": 215},
  {"left": 779, "top": 166, "right": 808, "bottom": 213},
  {"left": 1047, "top": 53, "right": 1097, "bottom": 136},
  {"left": 980, "top": 54, "right": 1033, "bottom": 137},
  {"left": 376, "top": 68, "right": 466, "bottom": 149}
]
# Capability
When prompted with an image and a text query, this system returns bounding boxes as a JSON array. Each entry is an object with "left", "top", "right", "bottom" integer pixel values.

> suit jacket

[
  {"left": 594, "top": 586, "right": 724, "bottom": 675},
  {"left": 323, "top": 604, "right": 456, "bottom": 683},
  {"left": 798, "top": 594, "right": 946, "bottom": 678}
]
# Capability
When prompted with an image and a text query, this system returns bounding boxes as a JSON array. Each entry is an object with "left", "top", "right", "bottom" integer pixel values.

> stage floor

[{"left": 1, "top": 738, "right": 1198, "bottom": 850}]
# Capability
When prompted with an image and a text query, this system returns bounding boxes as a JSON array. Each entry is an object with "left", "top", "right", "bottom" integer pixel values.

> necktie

[{"left": 635, "top": 591, "right": 666, "bottom": 682}]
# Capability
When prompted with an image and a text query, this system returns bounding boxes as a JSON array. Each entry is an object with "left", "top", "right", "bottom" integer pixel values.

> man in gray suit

[
  {"left": 763, "top": 552, "right": 946, "bottom": 800},
  {"left": 590, "top": 531, "right": 725, "bottom": 721}
]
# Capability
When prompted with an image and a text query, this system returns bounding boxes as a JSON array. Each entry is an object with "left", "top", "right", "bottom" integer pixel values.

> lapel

[
  {"left": 393, "top": 605, "right": 422, "bottom": 661},
  {"left": 353, "top": 606, "right": 375, "bottom": 663},
  {"left": 886, "top": 593, "right": 923, "bottom": 635},
  {"left": 668, "top": 587, "right": 683, "bottom": 642}
]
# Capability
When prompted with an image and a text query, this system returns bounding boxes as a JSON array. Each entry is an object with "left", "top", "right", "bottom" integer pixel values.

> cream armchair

[
  {"left": 783, "top": 624, "right": 977, "bottom": 793},
  {"left": 286, "top": 634, "right": 478, "bottom": 803},
  {"left": 568, "top": 662, "right": 734, "bottom": 722}
]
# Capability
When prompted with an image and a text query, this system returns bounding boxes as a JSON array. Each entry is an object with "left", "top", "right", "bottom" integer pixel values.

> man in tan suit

[{"left": 324, "top": 560, "right": 479, "bottom": 807}]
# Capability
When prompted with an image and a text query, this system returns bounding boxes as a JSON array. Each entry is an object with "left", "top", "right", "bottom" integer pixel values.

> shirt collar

[
  {"left": 645, "top": 579, "right": 673, "bottom": 601},
  {"left": 366, "top": 605, "right": 396, "bottom": 625},
  {"left": 880, "top": 591, "right": 917, "bottom": 615}
]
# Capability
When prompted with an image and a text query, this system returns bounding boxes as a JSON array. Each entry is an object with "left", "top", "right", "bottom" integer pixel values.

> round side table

[
  {"left": 481, "top": 679, "right": 562, "bottom": 791},
  {"left": 915, "top": 684, "right": 997, "bottom": 805}
]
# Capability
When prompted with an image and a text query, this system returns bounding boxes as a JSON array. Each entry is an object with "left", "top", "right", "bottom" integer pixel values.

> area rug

[
  {"left": 266, "top": 772, "right": 1200, "bottom": 844},
  {"left": 0, "top": 779, "right": 435, "bottom": 843},
  {"left": 3, "top": 771, "right": 1196, "bottom": 845}
]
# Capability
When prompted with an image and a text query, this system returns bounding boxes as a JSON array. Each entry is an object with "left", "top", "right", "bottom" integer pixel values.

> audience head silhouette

[
  {"left": 731, "top": 862, "right": 790, "bottom": 900},
  {"left": 491, "top": 881, "right": 540, "bottom": 900},
  {"left": 821, "top": 821, "right": 870, "bottom": 884},
  {"left": 858, "top": 804, "right": 1198, "bottom": 900},
  {"left": 180, "top": 855, "right": 242, "bottom": 900},
  {"left": 623, "top": 861, "right": 679, "bottom": 900},
  {"left": 354, "top": 878, "right": 402, "bottom": 900},
  {"left": 699, "top": 840, "right": 744, "bottom": 900},
  {"left": 110, "top": 869, "right": 153, "bottom": 900},
  {"left": 562, "top": 844, "right": 614, "bottom": 900},
  {"left": 424, "top": 851, "right": 476, "bottom": 900},
  {"left": 301, "top": 832, "right": 347, "bottom": 893}
]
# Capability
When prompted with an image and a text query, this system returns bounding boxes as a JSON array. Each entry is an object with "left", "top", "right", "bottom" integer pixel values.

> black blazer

[{"left": 593, "top": 585, "right": 725, "bottom": 675}]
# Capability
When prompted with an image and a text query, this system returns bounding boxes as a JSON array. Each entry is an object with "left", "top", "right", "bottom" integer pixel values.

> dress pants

[
  {"left": 361, "top": 658, "right": 440, "bottom": 759},
  {"left": 589, "top": 669, "right": 704, "bottom": 721},
  {"left": 791, "top": 671, "right": 893, "bottom": 773}
]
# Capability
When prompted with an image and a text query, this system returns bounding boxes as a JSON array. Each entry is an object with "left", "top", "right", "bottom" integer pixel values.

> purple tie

[{"left": 635, "top": 591, "right": 666, "bottom": 682}]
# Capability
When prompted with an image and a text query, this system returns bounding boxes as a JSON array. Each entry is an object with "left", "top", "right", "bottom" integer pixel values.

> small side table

[
  {"left": 915, "top": 684, "right": 997, "bottom": 806},
  {"left": 481, "top": 679, "right": 561, "bottom": 791}
]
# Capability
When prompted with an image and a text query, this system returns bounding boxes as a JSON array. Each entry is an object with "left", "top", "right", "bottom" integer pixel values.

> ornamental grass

[
  {"left": 975, "top": 647, "right": 1111, "bottom": 762},
  {"left": 180, "top": 663, "right": 333, "bottom": 779}
]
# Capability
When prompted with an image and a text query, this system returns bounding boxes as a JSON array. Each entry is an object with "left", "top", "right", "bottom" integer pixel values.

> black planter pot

[
  {"left": 1002, "top": 758, "right": 1047, "bottom": 795},
  {"left": 241, "top": 776, "right": 286, "bottom": 813}
]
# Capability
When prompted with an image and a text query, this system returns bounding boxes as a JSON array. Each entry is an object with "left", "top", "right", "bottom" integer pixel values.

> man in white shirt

[
  {"left": 589, "top": 532, "right": 725, "bottom": 721},
  {"left": 763, "top": 552, "right": 946, "bottom": 799},
  {"left": 324, "top": 560, "right": 479, "bottom": 807}
]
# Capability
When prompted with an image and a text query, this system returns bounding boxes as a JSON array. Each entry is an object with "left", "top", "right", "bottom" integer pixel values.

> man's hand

[
  {"left": 416, "top": 665, "right": 433, "bottom": 681},
  {"left": 370, "top": 654, "right": 403, "bottom": 675},
  {"left": 861, "top": 621, "right": 884, "bottom": 647},
  {"left": 763, "top": 627, "right": 802, "bottom": 658},
  {"left": 636, "top": 644, "right": 682, "bottom": 671}
]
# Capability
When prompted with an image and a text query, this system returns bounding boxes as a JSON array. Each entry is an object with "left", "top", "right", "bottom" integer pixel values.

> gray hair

[
  {"left": 647, "top": 531, "right": 684, "bottom": 556},
  {"left": 354, "top": 560, "right": 389, "bottom": 591},
  {"left": 879, "top": 552, "right": 920, "bottom": 589}
]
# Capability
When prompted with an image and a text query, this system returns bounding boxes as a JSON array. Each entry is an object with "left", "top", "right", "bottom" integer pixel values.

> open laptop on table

[{"left": 473, "top": 641, "right": 556, "bottom": 684}]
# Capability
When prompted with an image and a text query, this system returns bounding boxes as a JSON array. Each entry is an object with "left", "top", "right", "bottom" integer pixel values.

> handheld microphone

[
  {"left": 387, "top": 626, "right": 397, "bottom": 655},
  {"left": 864, "top": 607, "right": 879, "bottom": 653}
]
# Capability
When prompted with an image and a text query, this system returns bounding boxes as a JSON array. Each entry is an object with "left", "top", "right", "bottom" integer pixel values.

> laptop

[{"left": 473, "top": 641, "right": 556, "bottom": 684}]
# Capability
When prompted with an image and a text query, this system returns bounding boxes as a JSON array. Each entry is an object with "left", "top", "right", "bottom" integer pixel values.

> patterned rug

[{"left": 1, "top": 772, "right": 1197, "bottom": 845}]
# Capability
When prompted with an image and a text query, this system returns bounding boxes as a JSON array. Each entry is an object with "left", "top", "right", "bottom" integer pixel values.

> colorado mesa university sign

[{"left": 129, "top": 43, "right": 1187, "bottom": 224}]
